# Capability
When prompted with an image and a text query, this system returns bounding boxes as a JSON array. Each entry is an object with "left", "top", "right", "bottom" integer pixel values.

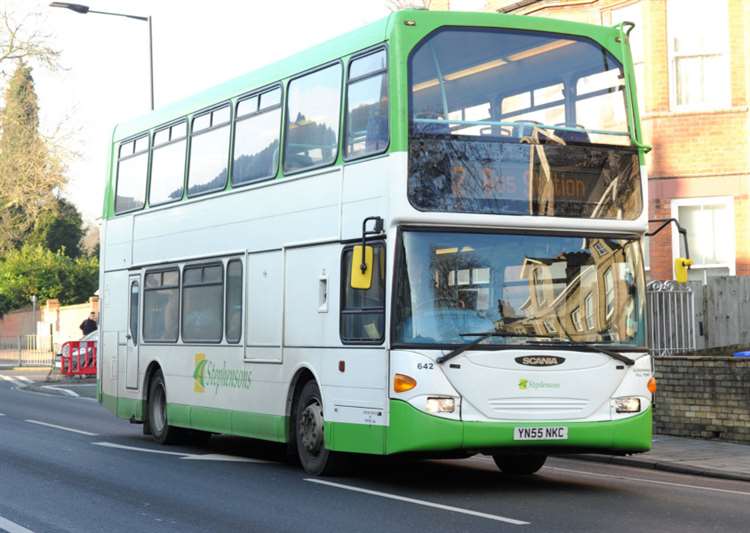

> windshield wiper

[
  {"left": 522, "top": 340, "right": 635, "bottom": 366},
  {"left": 436, "top": 331, "right": 558, "bottom": 364},
  {"left": 435, "top": 332, "right": 635, "bottom": 366},
  {"left": 436, "top": 332, "right": 511, "bottom": 364}
]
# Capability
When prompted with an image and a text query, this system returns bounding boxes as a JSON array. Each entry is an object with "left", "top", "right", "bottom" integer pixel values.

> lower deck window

[
  {"left": 341, "top": 244, "right": 385, "bottom": 343},
  {"left": 182, "top": 264, "right": 224, "bottom": 342}
]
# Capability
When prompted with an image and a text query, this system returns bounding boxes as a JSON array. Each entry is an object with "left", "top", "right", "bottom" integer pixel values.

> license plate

[{"left": 513, "top": 426, "right": 568, "bottom": 441}]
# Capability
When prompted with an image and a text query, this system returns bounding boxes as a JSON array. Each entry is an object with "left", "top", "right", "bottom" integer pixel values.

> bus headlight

[
  {"left": 614, "top": 397, "right": 641, "bottom": 413},
  {"left": 426, "top": 397, "right": 455, "bottom": 414}
]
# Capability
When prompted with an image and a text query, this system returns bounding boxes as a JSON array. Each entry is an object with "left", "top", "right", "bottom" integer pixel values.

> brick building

[{"left": 434, "top": 0, "right": 750, "bottom": 283}]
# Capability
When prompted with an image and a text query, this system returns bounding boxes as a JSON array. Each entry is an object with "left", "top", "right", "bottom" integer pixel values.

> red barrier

[{"left": 60, "top": 340, "right": 97, "bottom": 376}]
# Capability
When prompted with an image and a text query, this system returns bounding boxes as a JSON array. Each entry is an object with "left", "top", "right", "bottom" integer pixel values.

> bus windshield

[
  {"left": 393, "top": 230, "right": 646, "bottom": 348},
  {"left": 408, "top": 28, "right": 642, "bottom": 219}
]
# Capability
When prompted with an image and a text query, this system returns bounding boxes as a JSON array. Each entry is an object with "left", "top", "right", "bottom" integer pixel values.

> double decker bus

[{"left": 98, "top": 9, "right": 655, "bottom": 475}]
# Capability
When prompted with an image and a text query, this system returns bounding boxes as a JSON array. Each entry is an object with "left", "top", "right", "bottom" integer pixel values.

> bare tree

[{"left": 0, "top": 9, "right": 61, "bottom": 76}]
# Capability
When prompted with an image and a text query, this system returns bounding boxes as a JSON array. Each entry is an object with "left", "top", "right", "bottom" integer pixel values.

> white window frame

[
  {"left": 666, "top": 0, "right": 730, "bottom": 111},
  {"left": 584, "top": 293, "right": 595, "bottom": 330},
  {"left": 671, "top": 196, "right": 736, "bottom": 282}
]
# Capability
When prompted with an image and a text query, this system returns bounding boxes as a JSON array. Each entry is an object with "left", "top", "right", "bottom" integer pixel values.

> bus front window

[
  {"left": 393, "top": 231, "right": 646, "bottom": 348},
  {"left": 408, "top": 28, "right": 642, "bottom": 219}
]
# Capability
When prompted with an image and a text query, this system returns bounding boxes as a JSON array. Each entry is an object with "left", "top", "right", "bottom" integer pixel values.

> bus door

[{"left": 125, "top": 274, "right": 140, "bottom": 390}]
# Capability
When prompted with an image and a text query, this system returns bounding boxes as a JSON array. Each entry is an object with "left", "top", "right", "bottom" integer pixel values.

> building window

[
  {"left": 571, "top": 307, "right": 583, "bottom": 332},
  {"left": 667, "top": 0, "right": 730, "bottom": 109},
  {"left": 143, "top": 269, "right": 180, "bottom": 342},
  {"left": 543, "top": 319, "right": 557, "bottom": 334},
  {"left": 608, "top": 1, "right": 645, "bottom": 116},
  {"left": 182, "top": 263, "right": 224, "bottom": 343},
  {"left": 604, "top": 267, "right": 615, "bottom": 319},
  {"left": 584, "top": 293, "right": 595, "bottom": 330},
  {"left": 672, "top": 196, "right": 735, "bottom": 283}
]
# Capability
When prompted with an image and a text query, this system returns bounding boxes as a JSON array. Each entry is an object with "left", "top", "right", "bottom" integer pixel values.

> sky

[{"left": 5, "top": 0, "right": 414, "bottom": 223}]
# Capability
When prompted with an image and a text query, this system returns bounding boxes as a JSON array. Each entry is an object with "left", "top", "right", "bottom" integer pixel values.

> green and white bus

[{"left": 99, "top": 9, "right": 655, "bottom": 475}]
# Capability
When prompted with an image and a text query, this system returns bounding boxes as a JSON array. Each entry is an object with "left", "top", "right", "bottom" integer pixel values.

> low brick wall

[{"left": 654, "top": 357, "right": 750, "bottom": 443}]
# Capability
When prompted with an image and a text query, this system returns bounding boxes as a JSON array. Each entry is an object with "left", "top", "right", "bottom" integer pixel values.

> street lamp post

[{"left": 49, "top": 2, "right": 155, "bottom": 111}]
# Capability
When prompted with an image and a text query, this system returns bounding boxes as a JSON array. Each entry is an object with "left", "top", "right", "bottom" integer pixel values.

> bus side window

[
  {"left": 188, "top": 104, "right": 231, "bottom": 197},
  {"left": 143, "top": 269, "right": 180, "bottom": 342},
  {"left": 115, "top": 134, "right": 149, "bottom": 214},
  {"left": 232, "top": 87, "right": 282, "bottom": 186},
  {"left": 345, "top": 48, "right": 388, "bottom": 159},
  {"left": 284, "top": 62, "right": 342, "bottom": 174},
  {"left": 182, "top": 263, "right": 224, "bottom": 343},
  {"left": 341, "top": 244, "right": 385, "bottom": 344},
  {"left": 225, "top": 259, "right": 243, "bottom": 343}
]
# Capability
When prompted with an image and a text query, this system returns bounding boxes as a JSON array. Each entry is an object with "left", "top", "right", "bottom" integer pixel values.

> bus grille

[{"left": 487, "top": 397, "right": 589, "bottom": 416}]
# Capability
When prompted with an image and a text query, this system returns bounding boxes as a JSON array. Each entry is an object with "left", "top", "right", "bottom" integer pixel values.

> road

[{"left": 1, "top": 375, "right": 749, "bottom": 533}]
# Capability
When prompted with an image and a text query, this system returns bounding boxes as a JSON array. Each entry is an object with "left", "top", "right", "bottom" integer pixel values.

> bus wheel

[
  {"left": 148, "top": 371, "right": 188, "bottom": 445},
  {"left": 492, "top": 454, "right": 547, "bottom": 475},
  {"left": 294, "top": 381, "right": 345, "bottom": 475}
]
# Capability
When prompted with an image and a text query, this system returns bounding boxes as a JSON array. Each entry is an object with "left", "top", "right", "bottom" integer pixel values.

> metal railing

[
  {"left": 0, "top": 335, "right": 55, "bottom": 367},
  {"left": 647, "top": 280, "right": 697, "bottom": 356}
]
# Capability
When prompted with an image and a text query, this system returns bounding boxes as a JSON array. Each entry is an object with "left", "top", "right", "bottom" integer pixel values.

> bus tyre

[
  {"left": 148, "top": 371, "right": 188, "bottom": 445},
  {"left": 492, "top": 454, "right": 547, "bottom": 475},
  {"left": 294, "top": 381, "right": 346, "bottom": 476}
]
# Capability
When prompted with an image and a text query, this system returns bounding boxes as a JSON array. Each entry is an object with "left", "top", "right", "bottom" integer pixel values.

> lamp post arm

[{"left": 86, "top": 9, "right": 148, "bottom": 21}]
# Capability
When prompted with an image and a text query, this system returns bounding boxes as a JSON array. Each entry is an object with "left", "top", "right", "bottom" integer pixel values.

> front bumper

[{"left": 385, "top": 399, "right": 652, "bottom": 455}]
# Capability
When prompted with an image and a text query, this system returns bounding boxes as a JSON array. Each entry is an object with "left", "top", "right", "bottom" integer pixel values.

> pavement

[{"left": 1, "top": 366, "right": 750, "bottom": 483}]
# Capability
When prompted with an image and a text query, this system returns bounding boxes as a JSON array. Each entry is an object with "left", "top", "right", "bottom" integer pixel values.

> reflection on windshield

[
  {"left": 394, "top": 231, "right": 645, "bottom": 347},
  {"left": 408, "top": 137, "right": 642, "bottom": 219}
]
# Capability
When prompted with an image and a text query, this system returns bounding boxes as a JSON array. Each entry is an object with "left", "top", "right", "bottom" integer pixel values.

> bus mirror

[
  {"left": 674, "top": 257, "right": 693, "bottom": 284},
  {"left": 351, "top": 245, "right": 374, "bottom": 290}
]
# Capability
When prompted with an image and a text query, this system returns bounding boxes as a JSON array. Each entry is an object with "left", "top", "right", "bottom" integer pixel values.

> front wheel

[
  {"left": 294, "top": 381, "right": 348, "bottom": 476},
  {"left": 493, "top": 454, "right": 547, "bottom": 475}
]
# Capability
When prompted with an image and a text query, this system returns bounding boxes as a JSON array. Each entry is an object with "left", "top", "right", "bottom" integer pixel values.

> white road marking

[
  {"left": 548, "top": 466, "right": 750, "bottom": 497},
  {"left": 0, "top": 413, "right": 5, "bottom": 416},
  {"left": 305, "top": 479, "right": 530, "bottom": 525},
  {"left": 92, "top": 442, "right": 268, "bottom": 462},
  {"left": 25, "top": 419, "right": 98, "bottom": 436},
  {"left": 15, "top": 376, "right": 33, "bottom": 384},
  {"left": 93, "top": 442, "right": 189, "bottom": 457},
  {"left": 181, "top": 453, "right": 268, "bottom": 463},
  {"left": 40, "top": 385, "right": 79, "bottom": 397},
  {"left": 0, "top": 375, "right": 21, "bottom": 385},
  {"left": 0, "top": 514, "right": 35, "bottom": 533}
]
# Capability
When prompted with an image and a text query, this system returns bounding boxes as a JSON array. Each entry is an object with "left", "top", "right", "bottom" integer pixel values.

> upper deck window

[
  {"left": 188, "top": 104, "right": 231, "bottom": 197},
  {"left": 284, "top": 63, "right": 342, "bottom": 174},
  {"left": 115, "top": 134, "right": 150, "bottom": 214},
  {"left": 345, "top": 49, "right": 389, "bottom": 159},
  {"left": 150, "top": 121, "right": 187, "bottom": 206},
  {"left": 407, "top": 28, "right": 642, "bottom": 220},
  {"left": 232, "top": 86, "right": 282, "bottom": 186},
  {"left": 410, "top": 28, "right": 629, "bottom": 143}
]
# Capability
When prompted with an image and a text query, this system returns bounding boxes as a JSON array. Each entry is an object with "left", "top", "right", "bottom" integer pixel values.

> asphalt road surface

[{"left": 1, "top": 376, "right": 749, "bottom": 533}]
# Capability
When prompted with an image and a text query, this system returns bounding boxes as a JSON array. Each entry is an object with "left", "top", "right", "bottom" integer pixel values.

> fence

[
  {"left": 647, "top": 280, "right": 697, "bottom": 356},
  {"left": 0, "top": 335, "right": 55, "bottom": 367},
  {"left": 647, "top": 275, "right": 750, "bottom": 355}
]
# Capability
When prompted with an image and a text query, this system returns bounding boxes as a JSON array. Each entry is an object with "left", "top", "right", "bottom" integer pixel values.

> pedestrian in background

[{"left": 80, "top": 312, "right": 98, "bottom": 336}]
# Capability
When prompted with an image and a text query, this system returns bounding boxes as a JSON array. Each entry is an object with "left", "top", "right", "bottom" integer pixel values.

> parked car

[{"left": 55, "top": 331, "right": 98, "bottom": 371}]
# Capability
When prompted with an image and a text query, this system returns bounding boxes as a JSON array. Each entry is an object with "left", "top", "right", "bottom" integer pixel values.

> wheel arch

[{"left": 285, "top": 365, "right": 321, "bottom": 442}]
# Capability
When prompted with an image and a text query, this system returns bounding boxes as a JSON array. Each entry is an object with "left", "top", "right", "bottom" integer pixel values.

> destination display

[{"left": 408, "top": 138, "right": 642, "bottom": 220}]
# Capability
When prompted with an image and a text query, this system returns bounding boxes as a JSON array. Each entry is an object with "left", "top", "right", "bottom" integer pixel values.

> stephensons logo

[
  {"left": 518, "top": 378, "right": 561, "bottom": 390},
  {"left": 193, "top": 353, "right": 252, "bottom": 394}
]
